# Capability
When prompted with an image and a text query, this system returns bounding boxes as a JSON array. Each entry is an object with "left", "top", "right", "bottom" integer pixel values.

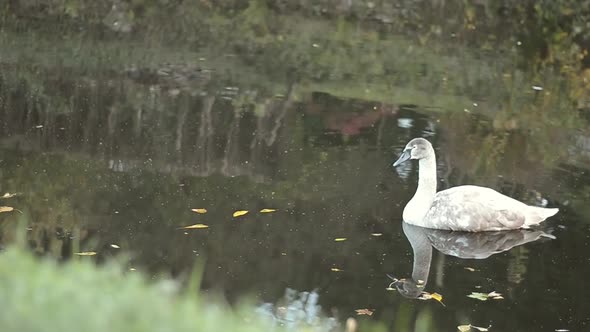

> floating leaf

[
  {"left": 1, "top": 193, "right": 18, "bottom": 199},
  {"left": 75, "top": 252, "right": 97, "bottom": 256},
  {"left": 334, "top": 238, "right": 347, "bottom": 242},
  {"left": 181, "top": 224, "right": 209, "bottom": 229},
  {"left": 0, "top": 206, "right": 14, "bottom": 213},
  {"left": 260, "top": 209, "right": 277, "bottom": 213},
  {"left": 233, "top": 210, "right": 249, "bottom": 217},
  {"left": 355, "top": 309, "right": 374, "bottom": 316},
  {"left": 331, "top": 267, "right": 343, "bottom": 272},
  {"left": 464, "top": 267, "right": 476, "bottom": 272},
  {"left": 371, "top": 233, "right": 383, "bottom": 236},
  {"left": 467, "top": 291, "right": 503, "bottom": 301},
  {"left": 418, "top": 292, "right": 445, "bottom": 306},
  {"left": 110, "top": 244, "right": 120, "bottom": 249},
  {"left": 487, "top": 291, "right": 502, "bottom": 299},
  {"left": 467, "top": 292, "right": 489, "bottom": 301},
  {"left": 191, "top": 208, "right": 208, "bottom": 214},
  {"left": 129, "top": 268, "right": 136, "bottom": 271},
  {"left": 458, "top": 324, "right": 491, "bottom": 332}
]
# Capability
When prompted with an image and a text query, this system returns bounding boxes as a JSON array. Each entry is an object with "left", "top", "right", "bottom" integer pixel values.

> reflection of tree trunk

[
  {"left": 266, "top": 84, "right": 294, "bottom": 147},
  {"left": 221, "top": 111, "right": 242, "bottom": 176},
  {"left": 107, "top": 105, "right": 118, "bottom": 154},
  {"left": 133, "top": 107, "right": 143, "bottom": 139},
  {"left": 175, "top": 99, "right": 189, "bottom": 155},
  {"left": 196, "top": 96, "right": 215, "bottom": 176}
]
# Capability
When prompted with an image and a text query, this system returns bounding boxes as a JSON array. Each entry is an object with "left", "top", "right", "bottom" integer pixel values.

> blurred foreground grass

[{"left": 0, "top": 247, "right": 274, "bottom": 332}]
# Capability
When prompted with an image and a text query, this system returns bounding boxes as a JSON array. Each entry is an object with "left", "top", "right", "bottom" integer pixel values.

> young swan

[{"left": 393, "top": 138, "right": 559, "bottom": 231}]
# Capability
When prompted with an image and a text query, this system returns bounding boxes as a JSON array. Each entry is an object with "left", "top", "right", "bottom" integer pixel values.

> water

[{"left": 1, "top": 3, "right": 590, "bottom": 331}]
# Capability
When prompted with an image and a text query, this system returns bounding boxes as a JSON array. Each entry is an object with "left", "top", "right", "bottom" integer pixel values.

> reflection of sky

[
  {"left": 397, "top": 118, "right": 413, "bottom": 128},
  {"left": 256, "top": 288, "right": 337, "bottom": 331}
]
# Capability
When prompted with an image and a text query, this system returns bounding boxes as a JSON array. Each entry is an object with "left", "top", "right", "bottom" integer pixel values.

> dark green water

[{"left": 1, "top": 2, "right": 590, "bottom": 331}]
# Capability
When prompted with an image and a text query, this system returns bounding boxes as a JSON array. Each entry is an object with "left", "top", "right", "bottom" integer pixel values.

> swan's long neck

[
  {"left": 416, "top": 155, "right": 437, "bottom": 202},
  {"left": 403, "top": 151, "right": 437, "bottom": 225}
]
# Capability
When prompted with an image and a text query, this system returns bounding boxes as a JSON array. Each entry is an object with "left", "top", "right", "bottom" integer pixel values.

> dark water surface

[{"left": 1, "top": 4, "right": 590, "bottom": 331}]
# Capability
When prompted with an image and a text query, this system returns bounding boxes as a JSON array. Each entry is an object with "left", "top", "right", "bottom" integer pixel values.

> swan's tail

[{"left": 524, "top": 207, "right": 559, "bottom": 227}]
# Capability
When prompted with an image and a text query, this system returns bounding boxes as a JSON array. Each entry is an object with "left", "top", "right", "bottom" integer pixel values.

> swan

[{"left": 393, "top": 138, "right": 558, "bottom": 231}]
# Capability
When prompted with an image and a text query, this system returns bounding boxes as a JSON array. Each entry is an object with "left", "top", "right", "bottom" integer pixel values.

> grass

[{"left": 0, "top": 247, "right": 275, "bottom": 332}]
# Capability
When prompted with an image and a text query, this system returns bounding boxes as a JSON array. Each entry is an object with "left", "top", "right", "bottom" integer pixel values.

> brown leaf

[
  {"left": 191, "top": 208, "right": 207, "bottom": 214},
  {"left": 0, "top": 206, "right": 14, "bottom": 213},
  {"left": 355, "top": 309, "right": 374, "bottom": 316},
  {"left": 233, "top": 210, "right": 249, "bottom": 217}
]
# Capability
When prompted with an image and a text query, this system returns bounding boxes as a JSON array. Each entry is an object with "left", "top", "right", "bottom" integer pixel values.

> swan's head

[
  {"left": 393, "top": 138, "right": 433, "bottom": 167},
  {"left": 392, "top": 278, "right": 424, "bottom": 299}
]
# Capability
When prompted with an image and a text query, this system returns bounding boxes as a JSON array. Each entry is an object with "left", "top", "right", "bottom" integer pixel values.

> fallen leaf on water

[
  {"left": 458, "top": 324, "right": 491, "bottom": 332},
  {"left": 487, "top": 291, "right": 502, "bottom": 298},
  {"left": 355, "top": 309, "right": 374, "bottom": 316},
  {"left": 331, "top": 267, "right": 343, "bottom": 272},
  {"left": 110, "top": 244, "right": 120, "bottom": 249},
  {"left": 467, "top": 291, "right": 503, "bottom": 301},
  {"left": 464, "top": 267, "right": 476, "bottom": 272},
  {"left": 418, "top": 291, "right": 445, "bottom": 306},
  {"left": 191, "top": 208, "right": 207, "bottom": 214},
  {"left": 0, "top": 206, "right": 14, "bottom": 213},
  {"left": 334, "top": 238, "right": 347, "bottom": 242},
  {"left": 181, "top": 224, "right": 209, "bottom": 229},
  {"left": 467, "top": 292, "right": 489, "bottom": 301},
  {"left": 233, "top": 210, "right": 248, "bottom": 217},
  {"left": 75, "top": 252, "right": 97, "bottom": 256},
  {"left": 1, "top": 193, "right": 18, "bottom": 199},
  {"left": 260, "top": 209, "right": 277, "bottom": 213},
  {"left": 129, "top": 268, "right": 136, "bottom": 271},
  {"left": 371, "top": 233, "right": 383, "bottom": 236}
]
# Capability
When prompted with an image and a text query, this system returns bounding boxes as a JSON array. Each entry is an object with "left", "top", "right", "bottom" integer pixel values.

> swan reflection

[{"left": 390, "top": 222, "right": 554, "bottom": 299}]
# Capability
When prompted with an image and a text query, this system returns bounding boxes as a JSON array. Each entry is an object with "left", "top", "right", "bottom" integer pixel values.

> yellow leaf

[
  {"left": 1, "top": 193, "right": 18, "bottom": 199},
  {"left": 0, "top": 206, "right": 14, "bottom": 213},
  {"left": 331, "top": 267, "right": 343, "bottom": 272},
  {"left": 371, "top": 233, "right": 383, "bottom": 236},
  {"left": 334, "top": 238, "right": 347, "bottom": 242},
  {"left": 191, "top": 208, "right": 207, "bottom": 214},
  {"left": 75, "top": 252, "right": 97, "bottom": 256},
  {"left": 260, "top": 208, "right": 277, "bottom": 213},
  {"left": 355, "top": 309, "right": 374, "bottom": 316},
  {"left": 431, "top": 292, "right": 443, "bottom": 302},
  {"left": 458, "top": 325, "right": 471, "bottom": 332},
  {"left": 233, "top": 210, "right": 249, "bottom": 217},
  {"left": 181, "top": 224, "right": 209, "bottom": 229}
]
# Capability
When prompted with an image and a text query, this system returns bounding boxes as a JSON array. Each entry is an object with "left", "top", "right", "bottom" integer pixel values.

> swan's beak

[{"left": 393, "top": 149, "right": 411, "bottom": 167}]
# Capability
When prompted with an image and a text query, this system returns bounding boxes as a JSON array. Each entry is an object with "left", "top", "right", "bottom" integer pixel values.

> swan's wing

[{"left": 428, "top": 186, "right": 527, "bottom": 231}]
